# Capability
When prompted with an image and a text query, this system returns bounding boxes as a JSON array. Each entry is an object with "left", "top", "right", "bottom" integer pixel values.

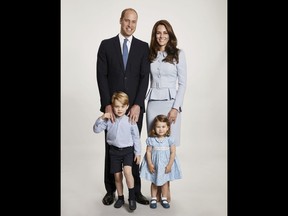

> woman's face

[{"left": 156, "top": 24, "right": 169, "bottom": 50}]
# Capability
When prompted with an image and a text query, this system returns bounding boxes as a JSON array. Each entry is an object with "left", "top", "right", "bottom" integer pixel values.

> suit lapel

[
  {"left": 113, "top": 36, "right": 125, "bottom": 72},
  {"left": 125, "top": 36, "right": 137, "bottom": 71}
]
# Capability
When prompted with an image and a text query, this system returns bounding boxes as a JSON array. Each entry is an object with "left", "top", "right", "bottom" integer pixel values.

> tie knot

[{"left": 124, "top": 38, "right": 128, "bottom": 44}]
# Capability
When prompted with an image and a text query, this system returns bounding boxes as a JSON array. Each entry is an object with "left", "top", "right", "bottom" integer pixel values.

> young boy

[{"left": 93, "top": 91, "right": 141, "bottom": 211}]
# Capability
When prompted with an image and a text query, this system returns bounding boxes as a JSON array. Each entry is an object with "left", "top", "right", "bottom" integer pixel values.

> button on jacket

[
  {"left": 145, "top": 50, "right": 187, "bottom": 111},
  {"left": 97, "top": 35, "right": 150, "bottom": 113}
]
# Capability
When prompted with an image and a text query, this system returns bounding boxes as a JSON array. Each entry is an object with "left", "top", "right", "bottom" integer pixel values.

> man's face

[{"left": 120, "top": 10, "right": 138, "bottom": 37}]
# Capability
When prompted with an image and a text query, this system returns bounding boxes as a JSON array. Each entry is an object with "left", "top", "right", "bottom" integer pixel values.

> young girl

[{"left": 140, "top": 115, "right": 182, "bottom": 209}]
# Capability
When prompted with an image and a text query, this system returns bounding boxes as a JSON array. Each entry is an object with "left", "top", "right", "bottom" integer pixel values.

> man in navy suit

[{"left": 96, "top": 8, "right": 150, "bottom": 207}]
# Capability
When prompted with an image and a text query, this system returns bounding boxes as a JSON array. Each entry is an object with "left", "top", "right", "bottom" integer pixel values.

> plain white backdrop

[{"left": 61, "top": 0, "right": 227, "bottom": 215}]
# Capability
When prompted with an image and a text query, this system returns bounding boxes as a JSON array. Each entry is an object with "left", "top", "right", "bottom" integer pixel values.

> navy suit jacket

[{"left": 96, "top": 35, "right": 150, "bottom": 113}]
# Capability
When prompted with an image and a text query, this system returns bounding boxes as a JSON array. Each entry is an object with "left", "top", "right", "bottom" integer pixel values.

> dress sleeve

[
  {"left": 168, "top": 136, "right": 175, "bottom": 146},
  {"left": 146, "top": 137, "right": 153, "bottom": 146}
]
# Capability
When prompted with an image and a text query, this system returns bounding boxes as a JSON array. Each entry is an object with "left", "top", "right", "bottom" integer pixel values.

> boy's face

[{"left": 112, "top": 99, "right": 129, "bottom": 117}]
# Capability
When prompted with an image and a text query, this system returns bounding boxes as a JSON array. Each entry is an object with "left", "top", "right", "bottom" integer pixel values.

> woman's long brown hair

[{"left": 149, "top": 20, "right": 179, "bottom": 64}]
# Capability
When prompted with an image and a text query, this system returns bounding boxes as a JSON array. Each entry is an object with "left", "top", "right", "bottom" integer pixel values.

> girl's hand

[
  {"left": 148, "top": 164, "right": 155, "bottom": 173},
  {"left": 165, "top": 165, "right": 172, "bottom": 173}
]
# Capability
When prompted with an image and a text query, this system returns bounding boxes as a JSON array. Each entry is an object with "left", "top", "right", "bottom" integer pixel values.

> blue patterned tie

[{"left": 123, "top": 38, "right": 128, "bottom": 69}]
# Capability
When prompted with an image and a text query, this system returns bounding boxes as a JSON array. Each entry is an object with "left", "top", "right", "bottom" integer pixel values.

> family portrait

[{"left": 61, "top": 0, "right": 227, "bottom": 215}]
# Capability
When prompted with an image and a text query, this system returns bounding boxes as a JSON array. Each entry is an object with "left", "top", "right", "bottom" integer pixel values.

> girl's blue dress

[{"left": 140, "top": 136, "right": 182, "bottom": 186}]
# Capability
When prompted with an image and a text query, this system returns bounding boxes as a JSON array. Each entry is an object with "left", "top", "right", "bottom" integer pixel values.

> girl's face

[
  {"left": 156, "top": 24, "right": 169, "bottom": 51},
  {"left": 154, "top": 121, "right": 169, "bottom": 137},
  {"left": 112, "top": 99, "right": 129, "bottom": 117}
]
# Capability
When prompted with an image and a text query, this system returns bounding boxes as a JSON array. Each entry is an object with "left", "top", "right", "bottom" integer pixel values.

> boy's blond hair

[{"left": 111, "top": 91, "right": 129, "bottom": 106}]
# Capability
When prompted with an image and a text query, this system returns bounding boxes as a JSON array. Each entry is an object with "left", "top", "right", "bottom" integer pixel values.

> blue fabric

[
  {"left": 146, "top": 50, "right": 187, "bottom": 110},
  {"left": 93, "top": 115, "right": 141, "bottom": 156},
  {"left": 123, "top": 38, "right": 128, "bottom": 69},
  {"left": 140, "top": 136, "right": 182, "bottom": 186}
]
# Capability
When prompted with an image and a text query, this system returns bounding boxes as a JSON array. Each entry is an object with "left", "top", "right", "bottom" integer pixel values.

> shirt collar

[{"left": 119, "top": 34, "right": 133, "bottom": 44}]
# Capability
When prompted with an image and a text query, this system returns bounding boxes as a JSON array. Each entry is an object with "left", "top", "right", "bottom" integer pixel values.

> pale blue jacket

[{"left": 145, "top": 50, "right": 187, "bottom": 111}]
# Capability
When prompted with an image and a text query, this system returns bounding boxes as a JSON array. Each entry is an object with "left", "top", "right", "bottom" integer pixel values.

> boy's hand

[
  {"left": 134, "top": 155, "right": 141, "bottom": 165},
  {"left": 104, "top": 105, "right": 115, "bottom": 123},
  {"left": 102, "top": 112, "right": 113, "bottom": 120}
]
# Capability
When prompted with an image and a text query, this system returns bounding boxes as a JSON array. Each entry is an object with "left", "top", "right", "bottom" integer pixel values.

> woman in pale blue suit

[{"left": 145, "top": 20, "right": 187, "bottom": 202}]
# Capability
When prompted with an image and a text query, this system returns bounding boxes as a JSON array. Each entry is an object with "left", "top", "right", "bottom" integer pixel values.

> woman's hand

[{"left": 167, "top": 108, "right": 178, "bottom": 124}]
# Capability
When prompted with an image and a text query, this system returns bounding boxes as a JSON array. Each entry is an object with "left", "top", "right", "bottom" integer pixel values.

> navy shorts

[{"left": 109, "top": 145, "right": 133, "bottom": 174}]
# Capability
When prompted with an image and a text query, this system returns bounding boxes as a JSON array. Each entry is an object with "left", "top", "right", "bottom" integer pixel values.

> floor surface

[{"left": 61, "top": 132, "right": 227, "bottom": 216}]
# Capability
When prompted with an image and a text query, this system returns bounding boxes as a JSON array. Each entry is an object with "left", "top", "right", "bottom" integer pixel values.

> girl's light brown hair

[{"left": 149, "top": 114, "right": 171, "bottom": 137}]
